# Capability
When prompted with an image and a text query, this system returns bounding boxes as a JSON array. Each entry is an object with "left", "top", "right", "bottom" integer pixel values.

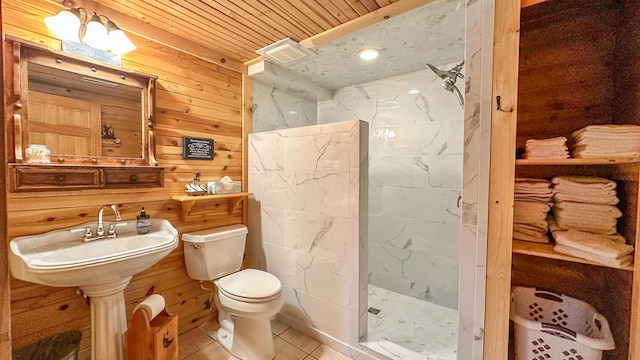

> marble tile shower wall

[
  {"left": 252, "top": 80, "right": 318, "bottom": 133},
  {"left": 247, "top": 120, "right": 368, "bottom": 349},
  {"left": 318, "top": 67, "right": 464, "bottom": 310}
]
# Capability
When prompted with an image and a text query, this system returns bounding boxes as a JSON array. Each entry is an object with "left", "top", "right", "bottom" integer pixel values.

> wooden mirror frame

[{"left": 4, "top": 37, "right": 163, "bottom": 192}]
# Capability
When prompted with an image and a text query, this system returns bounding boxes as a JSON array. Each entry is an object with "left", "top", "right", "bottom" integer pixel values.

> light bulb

[
  {"left": 106, "top": 21, "right": 136, "bottom": 54},
  {"left": 44, "top": 9, "right": 81, "bottom": 43},
  {"left": 82, "top": 13, "right": 109, "bottom": 50},
  {"left": 358, "top": 48, "right": 380, "bottom": 61}
]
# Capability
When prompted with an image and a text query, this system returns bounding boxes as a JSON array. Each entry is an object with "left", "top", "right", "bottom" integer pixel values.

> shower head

[
  {"left": 427, "top": 61, "right": 465, "bottom": 109},
  {"left": 426, "top": 61, "right": 464, "bottom": 83}
]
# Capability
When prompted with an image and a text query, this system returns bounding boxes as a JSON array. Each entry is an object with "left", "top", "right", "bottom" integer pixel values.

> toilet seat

[{"left": 217, "top": 269, "right": 282, "bottom": 303}]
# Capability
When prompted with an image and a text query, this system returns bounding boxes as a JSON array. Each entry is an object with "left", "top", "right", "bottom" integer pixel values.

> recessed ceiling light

[{"left": 358, "top": 48, "right": 380, "bottom": 61}]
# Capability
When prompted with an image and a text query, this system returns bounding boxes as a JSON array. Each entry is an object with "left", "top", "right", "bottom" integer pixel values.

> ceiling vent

[{"left": 256, "top": 38, "right": 314, "bottom": 65}]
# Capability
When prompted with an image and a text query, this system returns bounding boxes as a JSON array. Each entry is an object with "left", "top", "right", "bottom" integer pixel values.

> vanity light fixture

[
  {"left": 45, "top": 7, "right": 136, "bottom": 55},
  {"left": 358, "top": 48, "right": 380, "bottom": 61}
]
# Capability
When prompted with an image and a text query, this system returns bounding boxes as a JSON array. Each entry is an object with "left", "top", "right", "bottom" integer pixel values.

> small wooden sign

[
  {"left": 182, "top": 137, "right": 214, "bottom": 160},
  {"left": 62, "top": 40, "right": 122, "bottom": 67}
]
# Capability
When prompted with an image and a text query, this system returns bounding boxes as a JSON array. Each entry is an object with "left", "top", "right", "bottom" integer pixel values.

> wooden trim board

[{"left": 484, "top": 0, "right": 521, "bottom": 358}]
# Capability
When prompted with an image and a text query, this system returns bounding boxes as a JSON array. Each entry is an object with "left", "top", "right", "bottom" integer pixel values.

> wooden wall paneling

[
  {"left": 3, "top": 1, "right": 246, "bottom": 357},
  {"left": 484, "top": 0, "right": 521, "bottom": 359},
  {"left": 303, "top": 0, "right": 349, "bottom": 25},
  {"left": 326, "top": 0, "right": 361, "bottom": 21},
  {"left": 516, "top": 2, "right": 618, "bottom": 146},
  {"left": 601, "top": 268, "right": 633, "bottom": 360},
  {"left": 0, "top": 5, "right": 11, "bottom": 356},
  {"left": 198, "top": 0, "right": 289, "bottom": 40}
]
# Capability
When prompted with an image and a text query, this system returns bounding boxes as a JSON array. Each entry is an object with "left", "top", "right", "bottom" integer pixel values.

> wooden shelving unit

[
  {"left": 171, "top": 192, "right": 251, "bottom": 221},
  {"left": 485, "top": 0, "right": 640, "bottom": 358}
]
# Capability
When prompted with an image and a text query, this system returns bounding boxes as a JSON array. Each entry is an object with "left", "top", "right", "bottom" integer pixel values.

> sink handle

[
  {"left": 84, "top": 226, "right": 93, "bottom": 240},
  {"left": 69, "top": 226, "right": 94, "bottom": 240},
  {"left": 107, "top": 222, "right": 129, "bottom": 237},
  {"left": 107, "top": 224, "right": 117, "bottom": 237}
]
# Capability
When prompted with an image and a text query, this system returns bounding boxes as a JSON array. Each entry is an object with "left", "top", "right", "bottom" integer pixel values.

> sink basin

[
  {"left": 9, "top": 217, "right": 179, "bottom": 360},
  {"left": 8, "top": 218, "right": 178, "bottom": 287}
]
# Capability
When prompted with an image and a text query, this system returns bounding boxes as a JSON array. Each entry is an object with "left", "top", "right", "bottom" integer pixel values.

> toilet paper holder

[{"left": 125, "top": 294, "right": 178, "bottom": 360}]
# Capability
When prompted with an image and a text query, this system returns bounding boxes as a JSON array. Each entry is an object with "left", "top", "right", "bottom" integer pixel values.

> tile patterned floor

[
  {"left": 365, "top": 285, "right": 458, "bottom": 359},
  {"left": 178, "top": 318, "right": 354, "bottom": 360}
]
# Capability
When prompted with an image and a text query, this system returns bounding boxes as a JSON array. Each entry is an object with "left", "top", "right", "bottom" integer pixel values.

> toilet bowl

[
  {"left": 181, "top": 225, "right": 283, "bottom": 360},
  {"left": 215, "top": 269, "right": 283, "bottom": 359}
]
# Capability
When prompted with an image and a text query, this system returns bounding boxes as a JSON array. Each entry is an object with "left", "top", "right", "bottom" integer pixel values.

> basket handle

[
  {"left": 541, "top": 323, "right": 577, "bottom": 341},
  {"left": 534, "top": 288, "right": 563, "bottom": 303}
]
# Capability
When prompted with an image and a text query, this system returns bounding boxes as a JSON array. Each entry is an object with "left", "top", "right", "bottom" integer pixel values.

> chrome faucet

[{"left": 79, "top": 205, "right": 122, "bottom": 242}]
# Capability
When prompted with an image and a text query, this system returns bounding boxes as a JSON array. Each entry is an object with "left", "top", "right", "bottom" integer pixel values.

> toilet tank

[{"left": 182, "top": 224, "right": 248, "bottom": 281}]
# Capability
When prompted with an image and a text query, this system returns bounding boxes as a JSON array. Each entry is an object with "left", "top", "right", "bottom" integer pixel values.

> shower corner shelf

[{"left": 171, "top": 192, "right": 252, "bottom": 220}]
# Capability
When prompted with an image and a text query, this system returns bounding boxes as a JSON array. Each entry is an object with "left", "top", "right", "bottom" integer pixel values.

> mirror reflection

[{"left": 27, "top": 63, "right": 143, "bottom": 159}]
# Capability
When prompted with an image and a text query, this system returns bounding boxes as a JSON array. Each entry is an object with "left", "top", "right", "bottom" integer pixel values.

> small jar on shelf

[{"left": 24, "top": 144, "right": 50, "bottom": 164}]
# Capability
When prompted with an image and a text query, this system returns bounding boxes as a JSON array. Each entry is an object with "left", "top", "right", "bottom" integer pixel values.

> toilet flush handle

[{"left": 190, "top": 244, "right": 201, "bottom": 249}]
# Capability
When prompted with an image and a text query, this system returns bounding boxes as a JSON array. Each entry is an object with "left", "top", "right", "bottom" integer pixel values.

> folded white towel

[
  {"left": 525, "top": 136, "right": 568, "bottom": 146},
  {"left": 553, "top": 229, "right": 632, "bottom": 259},
  {"left": 573, "top": 150, "right": 640, "bottom": 159},
  {"left": 553, "top": 210, "right": 618, "bottom": 235},
  {"left": 572, "top": 124, "right": 640, "bottom": 136},
  {"left": 525, "top": 137, "right": 569, "bottom": 156},
  {"left": 514, "top": 222, "right": 548, "bottom": 235},
  {"left": 554, "top": 201, "right": 622, "bottom": 218},
  {"left": 553, "top": 192, "right": 619, "bottom": 205},
  {"left": 554, "top": 244, "right": 633, "bottom": 268},
  {"left": 515, "top": 178, "right": 552, "bottom": 189},
  {"left": 551, "top": 176, "right": 617, "bottom": 190},
  {"left": 514, "top": 231, "right": 550, "bottom": 243}
]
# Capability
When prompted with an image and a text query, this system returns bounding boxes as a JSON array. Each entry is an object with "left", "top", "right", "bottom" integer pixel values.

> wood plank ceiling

[{"left": 87, "top": 0, "right": 403, "bottom": 63}]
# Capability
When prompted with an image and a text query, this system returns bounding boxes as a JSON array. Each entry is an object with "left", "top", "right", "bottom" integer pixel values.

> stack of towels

[
  {"left": 550, "top": 175, "right": 633, "bottom": 268},
  {"left": 523, "top": 136, "right": 570, "bottom": 160},
  {"left": 572, "top": 125, "right": 640, "bottom": 158},
  {"left": 513, "top": 178, "right": 553, "bottom": 243}
]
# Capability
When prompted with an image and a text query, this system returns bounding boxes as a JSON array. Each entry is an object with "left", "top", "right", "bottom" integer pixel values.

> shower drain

[{"left": 368, "top": 307, "right": 381, "bottom": 315}]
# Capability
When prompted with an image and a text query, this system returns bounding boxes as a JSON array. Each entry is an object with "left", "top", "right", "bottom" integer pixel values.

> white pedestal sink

[{"left": 8, "top": 218, "right": 179, "bottom": 360}]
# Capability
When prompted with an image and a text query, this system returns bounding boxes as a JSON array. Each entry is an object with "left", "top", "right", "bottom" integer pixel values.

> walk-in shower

[
  {"left": 248, "top": 0, "right": 466, "bottom": 359},
  {"left": 427, "top": 61, "right": 465, "bottom": 109}
]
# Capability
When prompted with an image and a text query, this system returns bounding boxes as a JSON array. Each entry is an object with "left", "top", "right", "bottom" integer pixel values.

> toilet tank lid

[{"left": 181, "top": 224, "right": 248, "bottom": 243}]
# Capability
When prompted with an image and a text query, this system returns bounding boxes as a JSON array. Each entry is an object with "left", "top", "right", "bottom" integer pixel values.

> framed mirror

[
  {"left": 5, "top": 38, "right": 163, "bottom": 191},
  {"left": 7, "top": 38, "right": 157, "bottom": 166}
]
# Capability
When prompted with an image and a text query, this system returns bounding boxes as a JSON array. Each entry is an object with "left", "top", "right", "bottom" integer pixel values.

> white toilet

[{"left": 182, "top": 224, "right": 283, "bottom": 360}]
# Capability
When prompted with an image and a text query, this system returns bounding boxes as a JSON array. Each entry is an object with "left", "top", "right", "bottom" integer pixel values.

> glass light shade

[
  {"left": 82, "top": 13, "right": 109, "bottom": 50},
  {"left": 106, "top": 21, "right": 136, "bottom": 54},
  {"left": 44, "top": 9, "right": 81, "bottom": 43}
]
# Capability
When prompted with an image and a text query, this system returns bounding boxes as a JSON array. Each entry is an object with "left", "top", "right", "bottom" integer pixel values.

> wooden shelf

[
  {"left": 512, "top": 240, "right": 634, "bottom": 271},
  {"left": 516, "top": 158, "right": 640, "bottom": 166},
  {"left": 171, "top": 192, "right": 251, "bottom": 221}
]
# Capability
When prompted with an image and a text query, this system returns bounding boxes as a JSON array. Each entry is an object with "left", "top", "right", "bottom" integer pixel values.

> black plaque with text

[{"left": 182, "top": 136, "right": 214, "bottom": 160}]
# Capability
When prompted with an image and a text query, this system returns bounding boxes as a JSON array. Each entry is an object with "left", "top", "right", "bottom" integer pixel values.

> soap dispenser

[{"left": 136, "top": 207, "right": 151, "bottom": 234}]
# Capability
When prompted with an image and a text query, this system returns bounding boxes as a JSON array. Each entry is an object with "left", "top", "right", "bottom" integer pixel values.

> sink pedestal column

[{"left": 79, "top": 276, "right": 132, "bottom": 360}]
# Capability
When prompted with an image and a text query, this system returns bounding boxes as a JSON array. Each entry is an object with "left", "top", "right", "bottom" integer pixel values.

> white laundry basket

[{"left": 510, "top": 286, "right": 615, "bottom": 360}]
